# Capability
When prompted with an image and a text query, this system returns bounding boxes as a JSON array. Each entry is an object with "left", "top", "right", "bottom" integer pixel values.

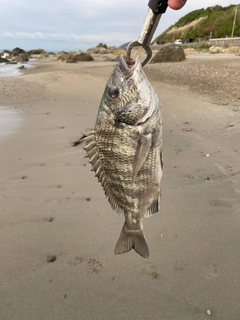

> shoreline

[
  {"left": 1, "top": 52, "right": 240, "bottom": 109},
  {"left": 0, "top": 106, "right": 23, "bottom": 142},
  {"left": 1, "top": 54, "right": 240, "bottom": 320},
  {"left": 0, "top": 59, "right": 40, "bottom": 78}
]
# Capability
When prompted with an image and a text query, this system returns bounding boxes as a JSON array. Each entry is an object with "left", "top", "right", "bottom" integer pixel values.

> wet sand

[
  {"left": 0, "top": 107, "right": 22, "bottom": 142},
  {"left": 0, "top": 55, "right": 240, "bottom": 320}
]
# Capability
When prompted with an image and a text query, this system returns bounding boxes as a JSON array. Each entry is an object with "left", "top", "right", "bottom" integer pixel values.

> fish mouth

[{"left": 119, "top": 55, "right": 142, "bottom": 77}]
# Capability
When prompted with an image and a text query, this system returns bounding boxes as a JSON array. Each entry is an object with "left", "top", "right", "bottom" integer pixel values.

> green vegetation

[{"left": 154, "top": 5, "right": 240, "bottom": 44}]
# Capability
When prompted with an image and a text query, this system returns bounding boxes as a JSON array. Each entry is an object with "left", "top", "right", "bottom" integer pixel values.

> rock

[
  {"left": 108, "top": 46, "right": 126, "bottom": 55},
  {"left": 47, "top": 255, "right": 57, "bottom": 263},
  {"left": 98, "top": 47, "right": 108, "bottom": 54},
  {"left": 86, "top": 47, "right": 107, "bottom": 54},
  {"left": 11, "top": 47, "right": 25, "bottom": 57},
  {"left": 96, "top": 42, "right": 108, "bottom": 49},
  {"left": 0, "top": 56, "right": 16, "bottom": 64},
  {"left": 149, "top": 272, "right": 158, "bottom": 278},
  {"left": 86, "top": 43, "right": 108, "bottom": 54},
  {"left": 86, "top": 44, "right": 125, "bottom": 56},
  {"left": 150, "top": 43, "right": 186, "bottom": 63},
  {"left": 57, "top": 51, "right": 93, "bottom": 63},
  {"left": 57, "top": 51, "right": 69, "bottom": 61},
  {"left": 27, "top": 48, "right": 46, "bottom": 55},
  {"left": 0, "top": 56, "right": 10, "bottom": 63},
  {"left": 209, "top": 46, "right": 240, "bottom": 54},
  {"left": 66, "top": 56, "right": 78, "bottom": 63},
  {"left": 17, "top": 52, "right": 29, "bottom": 63},
  {"left": 184, "top": 48, "right": 196, "bottom": 55},
  {"left": 209, "top": 46, "right": 221, "bottom": 54},
  {"left": 206, "top": 309, "right": 212, "bottom": 316}
]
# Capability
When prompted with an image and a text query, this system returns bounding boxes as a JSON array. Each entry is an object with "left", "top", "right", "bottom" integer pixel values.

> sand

[{"left": 0, "top": 55, "right": 240, "bottom": 320}]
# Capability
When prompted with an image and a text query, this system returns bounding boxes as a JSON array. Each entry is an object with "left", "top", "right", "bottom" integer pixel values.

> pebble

[
  {"left": 47, "top": 255, "right": 57, "bottom": 263},
  {"left": 149, "top": 272, "right": 158, "bottom": 279},
  {"left": 206, "top": 309, "right": 212, "bottom": 316}
]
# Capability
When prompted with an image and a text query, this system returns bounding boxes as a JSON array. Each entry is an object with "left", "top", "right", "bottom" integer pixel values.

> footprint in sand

[
  {"left": 68, "top": 256, "right": 103, "bottom": 274},
  {"left": 201, "top": 264, "right": 220, "bottom": 280}
]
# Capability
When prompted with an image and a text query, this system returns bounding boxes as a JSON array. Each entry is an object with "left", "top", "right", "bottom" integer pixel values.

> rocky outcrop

[
  {"left": 57, "top": 51, "right": 94, "bottom": 63},
  {"left": 209, "top": 46, "right": 240, "bottom": 54},
  {"left": 209, "top": 46, "right": 221, "bottom": 54},
  {"left": 17, "top": 53, "right": 29, "bottom": 63},
  {"left": 0, "top": 57, "right": 10, "bottom": 63},
  {"left": 150, "top": 43, "right": 186, "bottom": 63},
  {"left": 27, "top": 49, "right": 47, "bottom": 55},
  {"left": 0, "top": 56, "right": 16, "bottom": 64},
  {"left": 86, "top": 43, "right": 125, "bottom": 55},
  {"left": 9, "top": 47, "right": 29, "bottom": 62},
  {"left": 11, "top": 47, "right": 25, "bottom": 57},
  {"left": 96, "top": 43, "right": 108, "bottom": 49}
]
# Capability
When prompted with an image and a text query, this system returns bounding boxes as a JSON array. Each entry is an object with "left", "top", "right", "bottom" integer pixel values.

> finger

[{"left": 168, "top": 0, "right": 187, "bottom": 10}]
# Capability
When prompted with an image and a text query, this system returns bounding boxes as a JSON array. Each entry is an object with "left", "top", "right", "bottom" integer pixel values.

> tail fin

[{"left": 114, "top": 228, "right": 149, "bottom": 259}]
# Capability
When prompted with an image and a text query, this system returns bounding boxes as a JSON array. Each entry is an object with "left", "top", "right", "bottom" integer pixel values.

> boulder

[
  {"left": 86, "top": 43, "right": 122, "bottom": 55},
  {"left": 0, "top": 56, "right": 16, "bottom": 64},
  {"left": 96, "top": 43, "right": 108, "bottom": 49},
  {"left": 150, "top": 43, "right": 186, "bottom": 63},
  {"left": 11, "top": 47, "right": 25, "bottom": 57},
  {"left": 98, "top": 47, "right": 108, "bottom": 54},
  {"left": 209, "top": 46, "right": 221, "bottom": 54},
  {"left": 57, "top": 51, "right": 69, "bottom": 61},
  {"left": 28, "top": 48, "right": 46, "bottom": 55},
  {"left": 0, "top": 56, "right": 10, "bottom": 63},
  {"left": 57, "top": 51, "right": 93, "bottom": 63},
  {"left": 108, "top": 46, "right": 126, "bottom": 55},
  {"left": 17, "top": 52, "right": 29, "bottom": 63},
  {"left": 210, "top": 46, "right": 240, "bottom": 54}
]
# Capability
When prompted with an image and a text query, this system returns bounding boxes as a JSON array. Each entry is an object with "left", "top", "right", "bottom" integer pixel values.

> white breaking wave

[{"left": 0, "top": 59, "right": 37, "bottom": 78}]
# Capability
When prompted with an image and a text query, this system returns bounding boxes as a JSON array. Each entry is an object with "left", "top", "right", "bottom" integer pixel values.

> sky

[{"left": 0, "top": 0, "right": 239, "bottom": 52}]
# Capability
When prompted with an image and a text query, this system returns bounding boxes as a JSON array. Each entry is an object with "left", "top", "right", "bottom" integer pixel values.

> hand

[{"left": 168, "top": 0, "right": 187, "bottom": 10}]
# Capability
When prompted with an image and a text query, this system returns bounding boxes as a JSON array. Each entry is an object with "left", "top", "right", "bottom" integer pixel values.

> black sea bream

[{"left": 83, "top": 55, "right": 163, "bottom": 258}]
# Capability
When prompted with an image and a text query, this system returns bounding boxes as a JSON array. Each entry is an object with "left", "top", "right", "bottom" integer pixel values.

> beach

[{"left": 0, "top": 54, "right": 240, "bottom": 320}]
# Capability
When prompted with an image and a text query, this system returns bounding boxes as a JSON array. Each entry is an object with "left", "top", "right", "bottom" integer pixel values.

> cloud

[
  {"left": 0, "top": 31, "right": 129, "bottom": 46},
  {"left": 0, "top": 0, "right": 239, "bottom": 51}
]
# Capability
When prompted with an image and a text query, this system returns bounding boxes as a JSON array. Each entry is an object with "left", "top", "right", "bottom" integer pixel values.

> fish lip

[
  {"left": 119, "top": 55, "right": 141, "bottom": 77},
  {"left": 118, "top": 56, "right": 142, "bottom": 79}
]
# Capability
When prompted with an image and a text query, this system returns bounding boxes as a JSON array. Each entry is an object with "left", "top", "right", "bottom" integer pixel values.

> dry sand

[{"left": 0, "top": 54, "right": 240, "bottom": 320}]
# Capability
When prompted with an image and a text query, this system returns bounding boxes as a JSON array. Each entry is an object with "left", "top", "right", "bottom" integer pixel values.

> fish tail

[{"left": 114, "top": 228, "right": 149, "bottom": 259}]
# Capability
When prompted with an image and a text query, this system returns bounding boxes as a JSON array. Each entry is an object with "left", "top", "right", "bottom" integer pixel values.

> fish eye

[{"left": 108, "top": 86, "right": 119, "bottom": 99}]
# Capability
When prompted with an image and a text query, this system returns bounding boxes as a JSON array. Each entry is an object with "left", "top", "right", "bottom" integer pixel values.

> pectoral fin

[{"left": 132, "top": 133, "right": 152, "bottom": 182}]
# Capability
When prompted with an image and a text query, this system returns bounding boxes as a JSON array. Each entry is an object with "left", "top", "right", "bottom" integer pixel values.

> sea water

[
  {"left": 0, "top": 59, "right": 37, "bottom": 78},
  {"left": 0, "top": 48, "right": 37, "bottom": 78},
  {"left": 0, "top": 107, "right": 22, "bottom": 142},
  {"left": 0, "top": 52, "right": 33, "bottom": 141}
]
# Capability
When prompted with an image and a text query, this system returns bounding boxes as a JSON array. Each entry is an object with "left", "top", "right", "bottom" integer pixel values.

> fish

[{"left": 75, "top": 55, "right": 163, "bottom": 258}]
